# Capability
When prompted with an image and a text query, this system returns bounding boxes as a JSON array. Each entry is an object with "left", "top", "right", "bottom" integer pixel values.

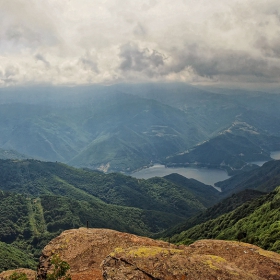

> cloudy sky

[{"left": 1, "top": 0, "right": 280, "bottom": 87}]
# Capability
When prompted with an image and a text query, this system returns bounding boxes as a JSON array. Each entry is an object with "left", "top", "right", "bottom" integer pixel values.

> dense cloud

[
  {"left": 1, "top": 0, "right": 280, "bottom": 87},
  {"left": 119, "top": 43, "right": 165, "bottom": 78}
]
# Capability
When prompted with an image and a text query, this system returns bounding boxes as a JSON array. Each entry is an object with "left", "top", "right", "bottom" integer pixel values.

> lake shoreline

[
  {"left": 127, "top": 151, "right": 280, "bottom": 188},
  {"left": 129, "top": 163, "right": 230, "bottom": 187}
]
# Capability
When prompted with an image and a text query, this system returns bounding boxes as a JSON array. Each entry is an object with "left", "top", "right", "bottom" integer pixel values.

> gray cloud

[
  {"left": 160, "top": 44, "right": 280, "bottom": 84},
  {"left": 35, "top": 54, "right": 50, "bottom": 68},
  {"left": 1, "top": 0, "right": 280, "bottom": 87},
  {"left": 79, "top": 54, "right": 99, "bottom": 73},
  {"left": 119, "top": 43, "right": 165, "bottom": 76},
  {"left": 254, "top": 34, "right": 280, "bottom": 58},
  {"left": 5, "top": 65, "right": 19, "bottom": 78},
  {"left": 0, "top": 65, "right": 20, "bottom": 86},
  {"left": 133, "top": 23, "right": 147, "bottom": 37}
]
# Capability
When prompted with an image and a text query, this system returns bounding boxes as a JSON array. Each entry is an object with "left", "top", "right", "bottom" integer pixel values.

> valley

[
  {"left": 0, "top": 83, "right": 280, "bottom": 277},
  {"left": 0, "top": 158, "right": 280, "bottom": 274}
]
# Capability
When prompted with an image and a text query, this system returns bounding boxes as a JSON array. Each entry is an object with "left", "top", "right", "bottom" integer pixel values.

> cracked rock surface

[
  {"left": 37, "top": 228, "right": 174, "bottom": 280},
  {"left": 102, "top": 240, "right": 280, "bottom": 280},
  {"left": 37, "top": 228, "right": 280, "bottom": 280}
]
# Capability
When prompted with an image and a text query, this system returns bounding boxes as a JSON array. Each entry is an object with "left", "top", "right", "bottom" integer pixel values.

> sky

[{"left": 1, "top": 0, "right": 280, "bottom": 88}]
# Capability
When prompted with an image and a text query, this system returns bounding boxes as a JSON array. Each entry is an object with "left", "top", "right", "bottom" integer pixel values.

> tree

[
  {"left": 46, "top": 255, "right": 71, "bottom": 280},
  {"left": 237, "top": 231, "right": 247, "bottom": 242}
]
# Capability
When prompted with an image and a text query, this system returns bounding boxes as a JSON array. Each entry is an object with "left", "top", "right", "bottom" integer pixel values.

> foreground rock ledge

[
  {"left": 102, "top": 240, "right": 280, "bottom": 280},
  {"left": 37, "top": 228, "right": 174, "bottom": 280},
  {"left": 37, "top": 228, "right": 280, "bottom": 280}
]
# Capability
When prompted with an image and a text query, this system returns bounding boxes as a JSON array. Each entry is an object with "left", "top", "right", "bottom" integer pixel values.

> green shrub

[
  {"left": 46, "top": 255, "right": 71, "bottom": 280},
  {"left": 9, "top": 272, "right": 28, "bottom": 280}
]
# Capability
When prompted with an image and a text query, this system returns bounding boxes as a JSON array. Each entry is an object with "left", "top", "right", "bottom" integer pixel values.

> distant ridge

[
  {"left": 1, "top": 84, "right": 280, "bottom": 172},
  {"left": 0, "top": 148, "right": 29, "bottom": 160},
  {"left": 217, "top": 159, "right": 280, "bottom": 196}
]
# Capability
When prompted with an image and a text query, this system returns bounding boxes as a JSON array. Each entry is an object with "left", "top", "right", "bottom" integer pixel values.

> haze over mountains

[{"left": 0, "top": 83, "right": 280, "bottom": 174}]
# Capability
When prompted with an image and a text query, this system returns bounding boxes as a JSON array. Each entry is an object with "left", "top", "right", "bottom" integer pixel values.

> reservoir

[
  {"left": 130, "top": 153, "right": 280, "bottom": 186},
  {"left": 130, "top": 164, "right": 230, "bottom": 186},
  {"left": 250, "top": 151, "right": 280, "bottom": 166},
  {"left": 271, "top": 151, "right": 280, "bottom": 160}
]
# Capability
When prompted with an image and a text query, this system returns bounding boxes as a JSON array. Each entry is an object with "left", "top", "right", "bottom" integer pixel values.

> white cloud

[{"left": 1, "top": 0, "right": 280, "bottom": 87}]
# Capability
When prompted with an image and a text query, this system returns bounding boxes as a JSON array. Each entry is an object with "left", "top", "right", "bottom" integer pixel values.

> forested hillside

[
  {"left": 0, "top": 159, "right": 221, "bottom": 272},
  {"left": 166, "top": 122, "right": 280, "bottom": 174},
  {"left": 159, "top": 189, "right": 265, "bottom": 239},
  {"left": 160, "top": 161, "right": 280, "bottom": 251},
  {"left": 167, "top": 186, "right": 280, "bottom": 253},
  {"left": 216, "top": 160, "right": 280, "bottom": 197},
  {"left": 0, "top": 159, "right": 220, "bottom": 216}
]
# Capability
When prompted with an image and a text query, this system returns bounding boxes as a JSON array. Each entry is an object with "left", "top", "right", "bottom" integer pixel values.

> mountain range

[
  {"left": 0, "top": 83, "right": 280, "bottom": 275},
  {"left": 1, "top": 83, "right": 280, "bottom": 173}
]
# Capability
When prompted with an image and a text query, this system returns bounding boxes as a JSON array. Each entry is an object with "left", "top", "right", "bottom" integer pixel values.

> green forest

[
  {"left": 167, "top": 186, "right": 280, "bottom": 253},
  {"left": 0, "top": 158, "right": 280, "bottom": 273},
  {"left": 0, "top": 159, "right": 219, "bottom": 272}
]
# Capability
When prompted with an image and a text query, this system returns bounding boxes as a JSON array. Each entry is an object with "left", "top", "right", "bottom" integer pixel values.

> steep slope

[
  {"left": 0, "top": 104, "right": 83, "bottom": 162},
  {"left": 117, "top": 83, "right": 246, "bottom": 136},
  {"left": 163, "top": 173, "right": 220, "bottom": 208},
  {"left": 123, "top": 83, "right": 280, "bottom": 137},
  {"left": 169, "top": 186, "right": 280, "bottom": 253},
  {"left": 159, "top": 189, "right": 264, "bottom": 239},
  {"left": 0, "top": 243, "right": 36, "bottom": 273}
]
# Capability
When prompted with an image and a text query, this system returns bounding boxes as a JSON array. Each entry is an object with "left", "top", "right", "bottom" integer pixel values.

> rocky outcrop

[
  {"left": 37, "top": 228, "right": 174, "bottom": 280},
  {"left": 37, "top": 228, "right": 280, "bottom": 280},
  {"left": 0, "top": 268, "right": 36, "bottom": 280},
  {"left": 102, "top": 240, "right": 280, "bottom": 280}
]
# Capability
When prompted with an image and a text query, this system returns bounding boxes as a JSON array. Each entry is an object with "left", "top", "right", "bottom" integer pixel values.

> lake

[
  {"left": 271, "top": 151, "right": 280, "bottom": 160},
  {"left": 130, "top": 151, "right": 280, "bottom": 187},
  {"left": 250, "top": 151, "right": 280, "bottom": 166},
  {"left": 130, "top": 164, "right": 230, "bottom": 187}
]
